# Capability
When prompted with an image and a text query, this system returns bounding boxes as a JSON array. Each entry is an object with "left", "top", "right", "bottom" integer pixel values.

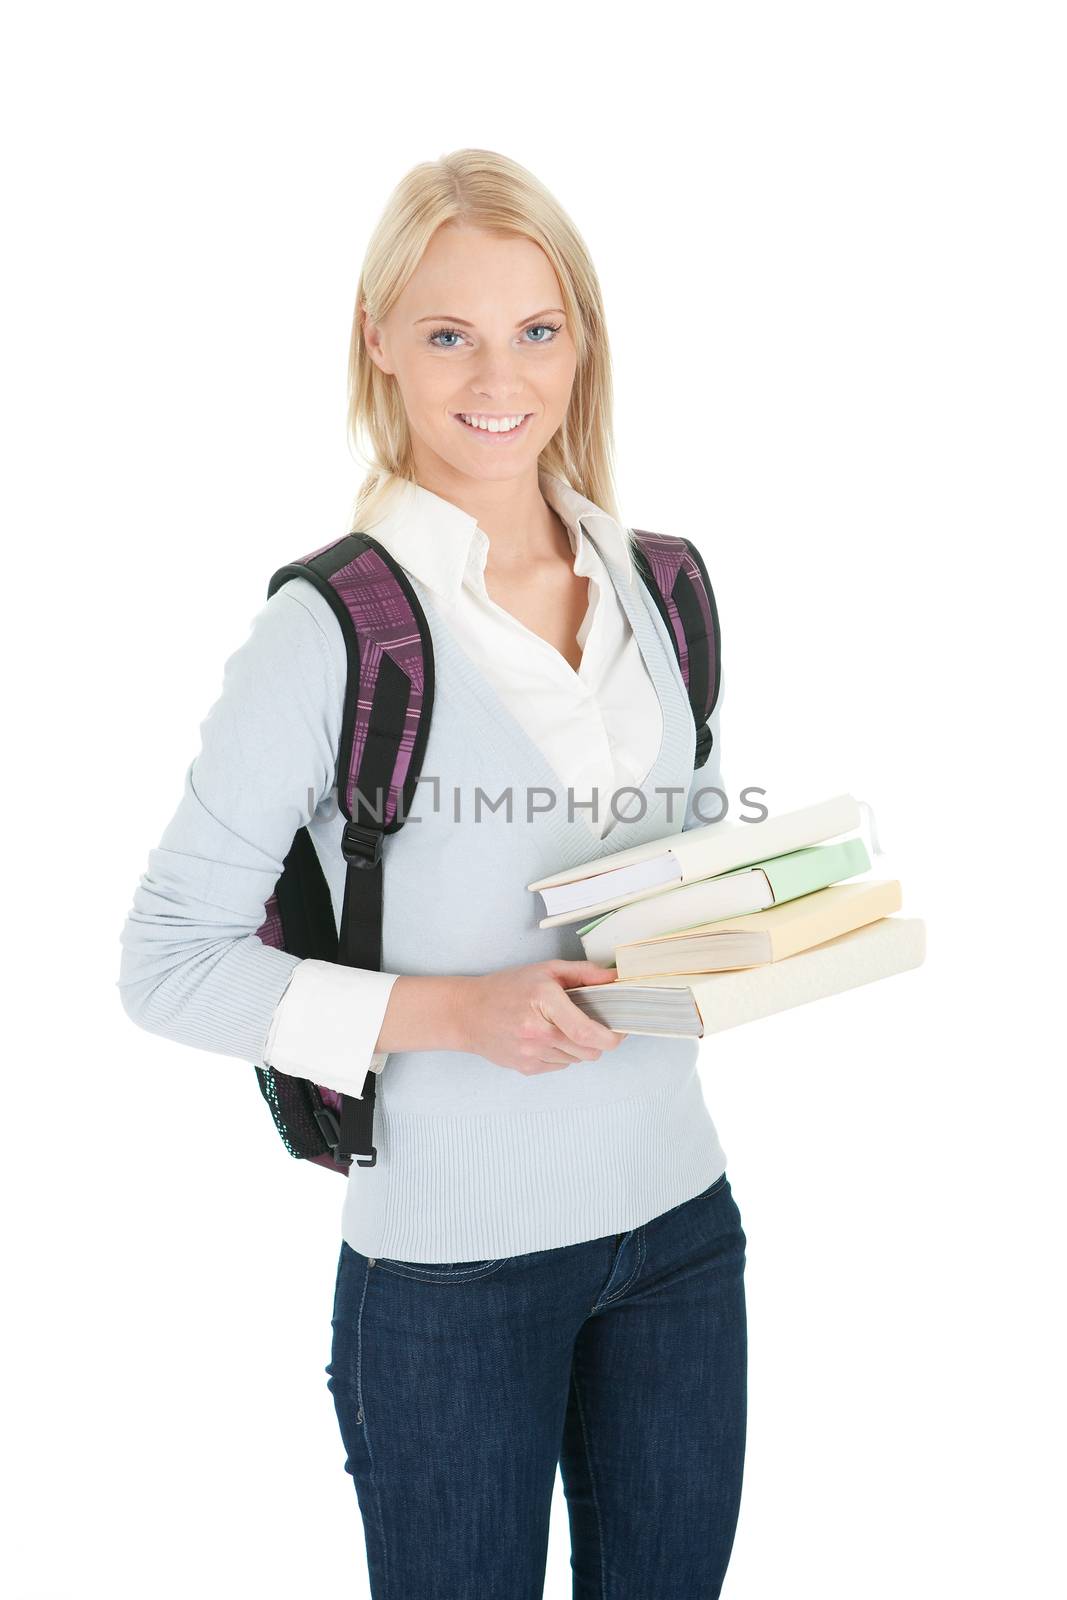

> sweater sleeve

[{"left": 116, "top": 579, "right": 400, "bottom": 1095}]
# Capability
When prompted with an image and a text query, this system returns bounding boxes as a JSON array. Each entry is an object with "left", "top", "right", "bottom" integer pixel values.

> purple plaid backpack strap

[
  {"left": 267, "top": 532, "right": 436, "bottom": 892},
  {"left": 254, "top": 533, "right": 434, "bottom": 1174},
  {"left": 629, "top": 529, "right": 721, "bottom": 768}
]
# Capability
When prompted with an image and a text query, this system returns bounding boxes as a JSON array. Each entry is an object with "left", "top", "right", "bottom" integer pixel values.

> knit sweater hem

[{"left": 340, "top": 1064, "right": 727, "bottom": 1263}]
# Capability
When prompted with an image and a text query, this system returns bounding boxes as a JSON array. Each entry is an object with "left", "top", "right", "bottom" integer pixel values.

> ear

[{"left": 361, "top": 303, "right": 394, "bottom": 377}]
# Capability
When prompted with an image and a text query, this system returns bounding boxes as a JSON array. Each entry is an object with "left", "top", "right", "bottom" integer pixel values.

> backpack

[{"left": 254, "top": 524, "right": 721, "bottom": 1176}]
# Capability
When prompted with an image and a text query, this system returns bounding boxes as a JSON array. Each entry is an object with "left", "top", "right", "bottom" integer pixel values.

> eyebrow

[{"left": 414, "top": 308, "right": 565, "bottom": 327}]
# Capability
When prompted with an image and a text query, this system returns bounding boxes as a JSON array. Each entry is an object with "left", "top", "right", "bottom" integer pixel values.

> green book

[
  {"left": 756, "top": 836, "right": 872, "bottom": 903},
  {"left": 577, "top": 836, "right": 872, "bottom": 967}
]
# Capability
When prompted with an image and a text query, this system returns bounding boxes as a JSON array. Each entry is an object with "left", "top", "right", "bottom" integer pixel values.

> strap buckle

[
  {"left": 341, "top": 819, "right": 384, "bottom": 868},
  {"left": 313, "top": 1105, "right": 341, "bottom": 1149}
]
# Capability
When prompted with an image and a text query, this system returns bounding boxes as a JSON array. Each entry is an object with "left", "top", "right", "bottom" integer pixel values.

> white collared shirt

[
  {"left": 363, "top": 467, "right": 664, "bottom": 830},
  {"left": 262, "top": 469, "right": 672, "bottom": 1095}
]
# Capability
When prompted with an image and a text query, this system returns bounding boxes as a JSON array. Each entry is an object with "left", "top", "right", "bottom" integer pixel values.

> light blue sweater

[{"left": 117, "top": 530, "right": 728, "bottom": 1261}]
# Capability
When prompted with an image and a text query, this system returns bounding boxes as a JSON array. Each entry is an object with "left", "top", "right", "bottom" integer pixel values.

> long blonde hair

[{"left": 346, "top": 148, "right": 621, "bottom": 531}]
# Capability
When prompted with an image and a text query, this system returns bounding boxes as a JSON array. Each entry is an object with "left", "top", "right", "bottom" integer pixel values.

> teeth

[{"left": 459, "top": 413, "right": 527, "bottom": 433}]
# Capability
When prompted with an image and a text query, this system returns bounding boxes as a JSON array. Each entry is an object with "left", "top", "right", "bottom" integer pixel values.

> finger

[
  {"left": 540, "top": 988, "right": 624, "bottom": 1051},
  {"left": 551, "top": 959, "right": 619, "bottom": 986},
  {"left": 533, "top": 1048, "right": 573, "bottom": 1068},
  {"left": 534, "top": 1001, "right": 602, "bottom": 1059}
]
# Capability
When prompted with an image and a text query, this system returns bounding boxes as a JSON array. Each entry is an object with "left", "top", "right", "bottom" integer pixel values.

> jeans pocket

[{"left": 373, "top": 1256, "right": 511, "bottom": 1283}]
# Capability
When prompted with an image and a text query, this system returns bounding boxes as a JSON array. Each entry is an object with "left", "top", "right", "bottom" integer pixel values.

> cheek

[
  {"left": 542, "top": 350, "right": 578, "bottom": 408},
  {"left": 394, "top": 355, "right": 456, "bottom": 416},
  {"left": 546, "top": 336, "right": 578, "bottom": 382}
]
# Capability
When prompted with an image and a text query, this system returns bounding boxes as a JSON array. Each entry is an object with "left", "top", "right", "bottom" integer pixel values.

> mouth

[{"left": 452, "top": 410, "right": 535, "bottom": 444}]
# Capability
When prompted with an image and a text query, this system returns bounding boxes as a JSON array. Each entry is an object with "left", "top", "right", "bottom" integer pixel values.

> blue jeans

[{"left": 325, "top": 1170, "right": 747, "bottom": 1599}]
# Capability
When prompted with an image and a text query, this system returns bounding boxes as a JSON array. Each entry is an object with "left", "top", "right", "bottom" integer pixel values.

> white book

[
  {"left": 530, "top": 793, "right": 863, "bottom": 927},
  {"left": 578, "top": 863, "right": 774, "bottom": 965}
]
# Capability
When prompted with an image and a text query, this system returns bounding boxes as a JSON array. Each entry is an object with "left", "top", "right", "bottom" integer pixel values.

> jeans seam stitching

[
  {"left": 601, "top": 1226, "right": 646, "bottom": 1304},
  {"left": 356, "top": 1260, "right": 390, "bottom": 1598},
  {"left": 571, "top": 1357, "right": 608, "bottom": 1600}
]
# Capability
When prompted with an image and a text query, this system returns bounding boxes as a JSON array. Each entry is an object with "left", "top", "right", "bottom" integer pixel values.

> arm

[
  {"left": 116, "top": 579, "right": 425, "bottom": 1095},
  {"left": 264, "top": 964, "right": 470, "bottom": 1088}
]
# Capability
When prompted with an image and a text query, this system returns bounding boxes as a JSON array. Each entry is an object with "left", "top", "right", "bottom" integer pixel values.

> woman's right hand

[{"left": 455, "top": 958, "right": 626, "bottom": 1074}]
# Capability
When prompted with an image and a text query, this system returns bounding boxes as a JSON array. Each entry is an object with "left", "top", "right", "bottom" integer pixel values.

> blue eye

[
  {"left": 428, "top": 328, "right": 465, "bottom": 348},
  {"left": 524, "top": 322, "right": 563, "bottom": 343},
  {"left": 426, "top": 321, "right": 563, "bottom": 349}
]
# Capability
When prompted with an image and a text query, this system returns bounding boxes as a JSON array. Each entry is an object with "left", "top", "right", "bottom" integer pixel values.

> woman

[{"left": 119, "top": 148, "right": 747, "bottom": 1599}]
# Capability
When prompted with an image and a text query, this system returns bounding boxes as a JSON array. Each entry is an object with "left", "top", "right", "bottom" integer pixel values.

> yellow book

[
  {"left": 614, "top": 879, "right": 903, "bottom": 980},
  {"left": 567, "top": 916, "right": 926, "bottom": 1038}
]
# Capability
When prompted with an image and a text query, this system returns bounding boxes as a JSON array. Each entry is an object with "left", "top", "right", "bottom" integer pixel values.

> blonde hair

[{"left": 346, "top": 148, "right": 622, "bottom": 531}]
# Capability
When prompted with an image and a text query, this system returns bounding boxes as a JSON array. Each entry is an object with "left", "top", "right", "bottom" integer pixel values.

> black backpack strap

[
  {"left": 266, "top": 533, "right": 435, "bottom": 1169},
  {"left": 629, "top": 529, "right": 721, "bottom": 767}
]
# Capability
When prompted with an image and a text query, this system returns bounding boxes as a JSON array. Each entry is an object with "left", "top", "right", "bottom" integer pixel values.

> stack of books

[{"left": 526, "top": 793, "right": 925, "bottom": 1038}]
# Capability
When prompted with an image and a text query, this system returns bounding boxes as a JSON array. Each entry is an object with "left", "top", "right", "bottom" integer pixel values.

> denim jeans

[{"left": 325, "top": 1170, "right": 747, "bottom": 1599}]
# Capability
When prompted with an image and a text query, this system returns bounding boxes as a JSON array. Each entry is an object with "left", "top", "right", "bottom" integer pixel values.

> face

[{"left": 362, "top": 223, "right": 578, "bottom": 486}]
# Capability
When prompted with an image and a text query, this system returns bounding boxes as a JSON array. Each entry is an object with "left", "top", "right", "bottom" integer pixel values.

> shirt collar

[{"left": 362, "top": 468, "right": 636, "bottom": 606}]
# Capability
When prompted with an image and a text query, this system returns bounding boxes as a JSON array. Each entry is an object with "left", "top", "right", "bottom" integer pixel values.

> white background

[{"left": 4, "top": 2, "right": 1064, "bottom": 1595}]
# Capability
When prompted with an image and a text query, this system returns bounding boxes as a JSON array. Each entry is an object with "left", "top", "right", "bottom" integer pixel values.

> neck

[{"left": 410, "top": 458, "right": 565, "bottom": 569}]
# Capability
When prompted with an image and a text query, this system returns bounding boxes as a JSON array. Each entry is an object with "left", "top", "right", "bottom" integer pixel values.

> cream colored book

[
  {"left": 614, "top": 879, "right": 903, "bottom": 979},
  {"left": 529, "top": 793, "right": 863, "bottom": 927},
  {"left": 566, "top": 915, "right": 926, "bottom": 1038}
]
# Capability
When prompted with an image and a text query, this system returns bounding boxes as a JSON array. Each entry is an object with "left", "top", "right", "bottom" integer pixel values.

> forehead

[{"left": 397, "top": 225, "right": 562, "bottom": 319}]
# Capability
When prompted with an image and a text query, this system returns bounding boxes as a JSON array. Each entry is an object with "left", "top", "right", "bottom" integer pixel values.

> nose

[{"left": 469, "top": 345, "right": 526, "bottom": 402}]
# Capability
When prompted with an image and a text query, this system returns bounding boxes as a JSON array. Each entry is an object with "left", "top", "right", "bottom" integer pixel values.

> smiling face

[{"left": 362, "top": 222, "right": 578, "bottom": 486}]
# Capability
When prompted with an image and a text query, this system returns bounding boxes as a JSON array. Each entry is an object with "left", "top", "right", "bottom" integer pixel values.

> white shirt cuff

[{"left": 262, "top": 959, "right": 401, "bottom": 1098}]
